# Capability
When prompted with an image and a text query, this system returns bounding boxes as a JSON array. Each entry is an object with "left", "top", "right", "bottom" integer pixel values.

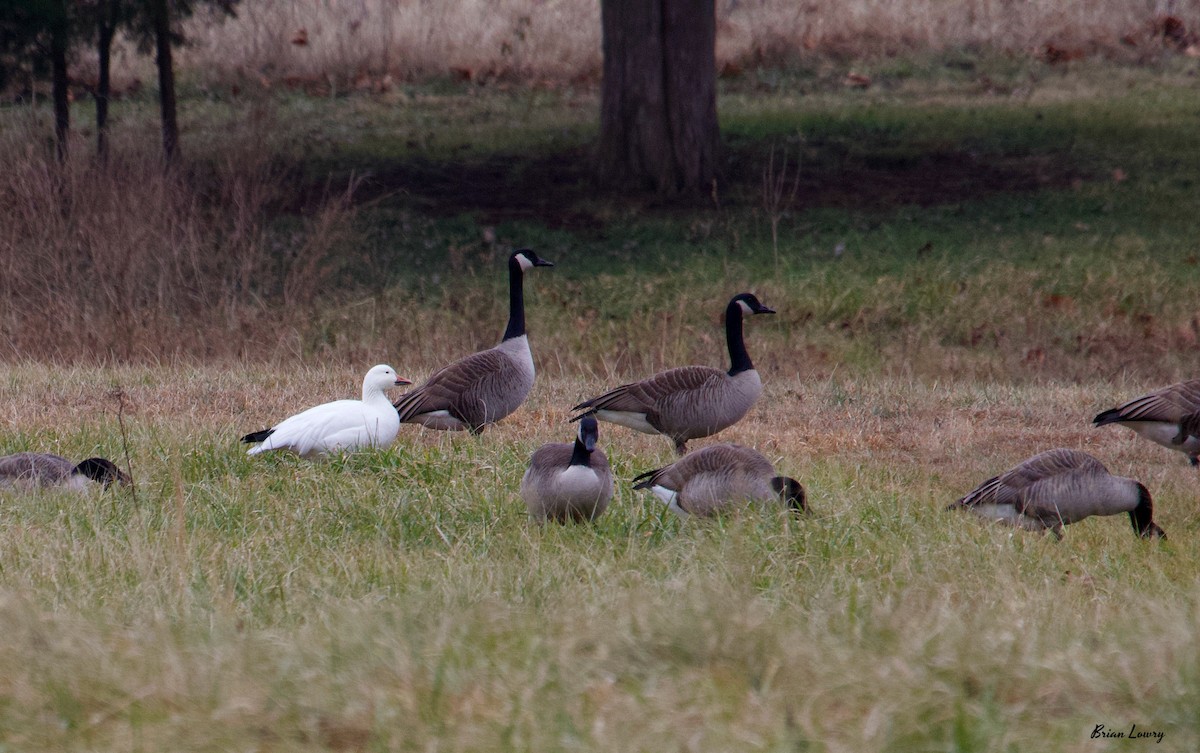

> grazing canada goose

[
  {"left": 242, "top": 364, "right": 411, "bottom": 458},
  {"left": 0, "top": 453, "right": 129, "bottom": 490},
  {"left": 632, "top": 443, "right": 806, "bottom": 517},
  {"left": 571, "top": 292, "right": 775, "bottom": 455},
  {"left": 1094, "top": 379, "right": 1200, "bottom": 466},
  {"left": 520, "top": 416, "right": 613, "bottom": 523},
  {"left": 949, "top": 448, "right": 1165, "bottom": 539},
  {"left": 394, "top": 249, "right": 554, "bottom": 433}
]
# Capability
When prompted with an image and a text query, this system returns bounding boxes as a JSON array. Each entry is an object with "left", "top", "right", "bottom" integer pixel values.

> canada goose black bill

[
  {"left": 571, "top": 292, "right": 775, "bottom": 455},
  {"left": 0, "top": 453, "right": 130, "bottom": 490},
  {"left": 632, "top": 443, "right": 806, "bottom": 517},
  {"left": 394, "top": 249, "right": 553, "bottom": 434},
  {"left": 1094, "top": 379, "right": 1200, "bottom": 466},
  {"left": 521, "top": 415, "right": 614, "bottom": 523},
  {"left": 949, "top": 448, "right": 1166, "bottom": 539}
]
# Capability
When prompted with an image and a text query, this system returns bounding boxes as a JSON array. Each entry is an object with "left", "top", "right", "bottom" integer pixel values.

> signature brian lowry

[{"left": 1091, "top": 724, "right": 1164, "bottom": 744}]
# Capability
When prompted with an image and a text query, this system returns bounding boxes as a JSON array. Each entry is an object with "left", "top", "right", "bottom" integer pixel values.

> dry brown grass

[
  {"left": 166, "top": 0, "right": 1199, "bottom": 88},
  {"left": 0, "top": 110, "right": 359, "bottom": 362}
]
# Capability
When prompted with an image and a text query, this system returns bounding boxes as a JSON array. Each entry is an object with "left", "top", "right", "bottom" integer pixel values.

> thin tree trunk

[
  {"left": 150, "top": 0, "right": 179, "bottom": 163},
  {"left": 599, "top": 0, "right": 718, "bottom": 196},
  {"left": 50, "top": 3, "right": 70, "bottom": 162},
  {"left": 95, "top": 0, "right": 116, "bottom": 162}
]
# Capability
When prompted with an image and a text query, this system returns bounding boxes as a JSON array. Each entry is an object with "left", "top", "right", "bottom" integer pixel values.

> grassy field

[
  {"left": 3, "top": 49, "right": 1200, "bottom": 750},
  {"left": 0, "top": 366, "right": 1196, "bottom": 751}
]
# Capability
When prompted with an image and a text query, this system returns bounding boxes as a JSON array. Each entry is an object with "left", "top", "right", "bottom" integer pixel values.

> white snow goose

[{"left": 242, "top": 364, "right": 411, "bottom": 458}]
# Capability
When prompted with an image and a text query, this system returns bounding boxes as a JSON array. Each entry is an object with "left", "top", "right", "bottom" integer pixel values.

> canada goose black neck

[
  {"left": 726, "top": 299, "right": 753, "bottom": 375},
  {"left": 1129, "top": 483, "right": 1166, "bottom": 538},
  {"left": 570, "top": 436, "right": 593, "bottom": 467},
  {"left": 503, "top": 254, "right": 528, "bottom": 342}
]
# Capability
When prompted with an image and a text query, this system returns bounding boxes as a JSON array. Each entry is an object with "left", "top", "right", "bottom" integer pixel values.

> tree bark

[
  {"left": 49, "top": 2, "right": 69, "bottom": 162},
  {"left": 95, "top": 0, "right": 116, "bottom": 162},
  {"left": 599, "top": 0, "right": 718, "bottom": 196},
  {"left": 150, "top": 0, "right": 179, "bottom": 163}
]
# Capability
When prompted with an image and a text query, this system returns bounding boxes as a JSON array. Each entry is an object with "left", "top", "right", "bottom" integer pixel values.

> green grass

[
  {"left": 4, "top": 58, "right": 1200, "bottom": 750},
  {"left": 0, "top": 368, "right": 1197, "bottom": 751}
]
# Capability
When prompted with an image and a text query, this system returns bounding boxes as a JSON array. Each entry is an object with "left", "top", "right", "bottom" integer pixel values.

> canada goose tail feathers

[
  {"left": 393, "top": 384, "right": 444, "bottom": 423},
  {"left": 1092, "top": 407, "right": 1125, "bottom": 426},
  {"left": 571, "top": 382, "right": 650, "bottom": 416},
  {"left": 631, "top": 467, "right": 664, "bottom": 490},
  {"left": 947, "top": 474, "right": 1002, "bottom": 510},
  {"left": 241, "top": 428, "right": 275, "bottom": 444},
  {"left": 392, "top": 391, "right": 421, "bottom": 420}
]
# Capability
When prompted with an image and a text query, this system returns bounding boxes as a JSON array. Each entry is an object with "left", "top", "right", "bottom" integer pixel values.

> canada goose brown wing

[
  {"left": 394, "top": 348, "right": 511, "bottom": 428},
  {"left": 1094, "top": 379, "right": 1200, "bottom": 424},
  {"left": 953, "top": 449, "right": 1107, "bottom": 509},
  {"left": 0, "top": 453, "right": 74, "bottom": 485},
  {"left": 632, "top": 443, "right": 773, "bottom": 491},
  {"left": 1003, "top": 448, "right": 1107, "bottom": 485},
  {"left": 675, "top": 443, "right": 773, "bottom": 478},
  {"left": 574, "top": 366, "right": 726, "bottom": 425},
  {"left": 1015, "top": 470, "right": 1114, "bottom": 525}
]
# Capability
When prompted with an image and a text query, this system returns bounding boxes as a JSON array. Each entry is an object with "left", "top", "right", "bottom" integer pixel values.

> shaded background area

[{"left": 2, "top": 3, "right": 1199, "bottom": 383}]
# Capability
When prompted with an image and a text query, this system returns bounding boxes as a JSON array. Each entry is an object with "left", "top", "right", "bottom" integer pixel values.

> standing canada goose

[
  {"left": 394, "top": 249, "right": 554, "bottom": 433},
  {"left": 0, "top": 453, "right": 129, "bottom": 490},
  {"left": 520, "top": 416, "right": 613, "bottom": 523},
  {"left": 1094, "top": 380, "right": 1200, "bottom": 466},
  {"left": 949, "top": 448, "right": 1165, "bottom": 539},
  {"left": 632, "top": 443, "right": 806, "bottom": 517},
  {"left": 570, "top": 292, "right": 775, "bottom": 455},
  {"left": 242, "top": 364, "right": 412, "bottom": 458}
]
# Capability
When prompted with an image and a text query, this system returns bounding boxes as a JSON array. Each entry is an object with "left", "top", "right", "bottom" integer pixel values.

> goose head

[
  {"left": 771, "top": 476, "right": 807, "bottom": 512},
  {"left": 1129, "top": 482, "right": 1166, "bottom": 539},
  {"left": 511, "top": 249, "right": 555, "bottom": 272},
  {"left": 730, "top": 292, "right": 775, "bottom": 317},
  {"left": 577, "top": 415, "right": 599, "bottom": 453},
  {"left": 364, "top": 364, "right": 412, "bottom": 395},
  {"left": 73, "top": 457, "right": 130, "bottom": 489}
]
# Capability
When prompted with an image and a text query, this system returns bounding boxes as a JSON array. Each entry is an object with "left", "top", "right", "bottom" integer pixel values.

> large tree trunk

[
  {"left": 150, "top": 0, "right": 179, "bottom": 163},
  {"left": 49, "top": 2, "right": 70, "bottom": 162},
  {"left": 95, "top": 0, "right": 116, "bottom": 162},
  {"left": 599, "top": 0, "right": 719, "bottom": 196}
]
